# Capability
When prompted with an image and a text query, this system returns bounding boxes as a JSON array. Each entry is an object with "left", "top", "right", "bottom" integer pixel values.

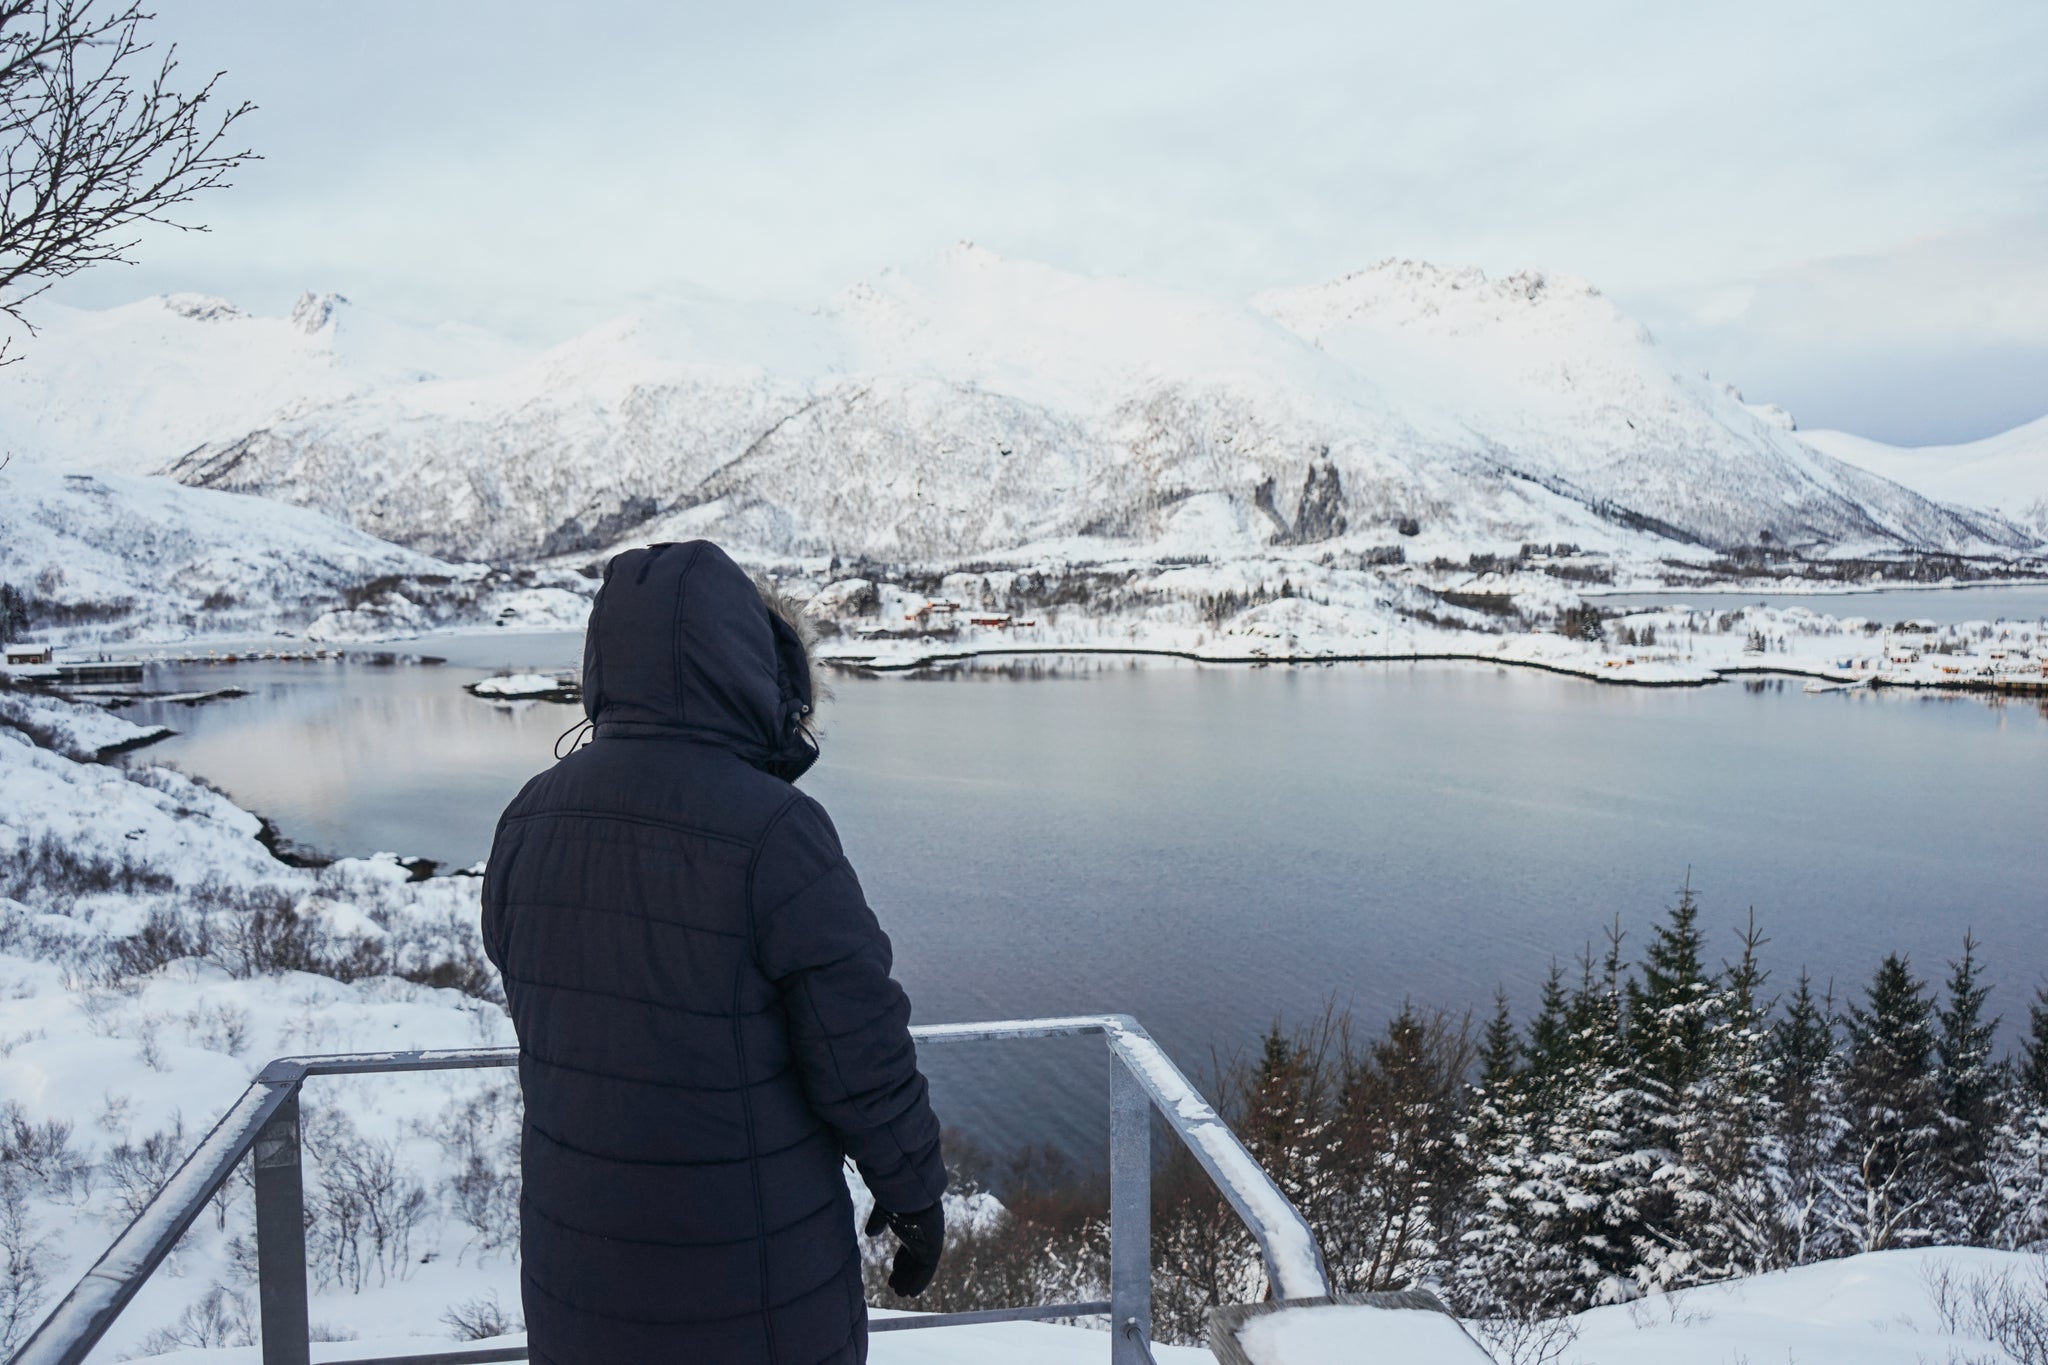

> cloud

[
  {"left": 32, "top": 0, "right": 2048, "bottom": 442},
  {"left": 1641, "top": 218, "right": 2048, "bottom": 444}
]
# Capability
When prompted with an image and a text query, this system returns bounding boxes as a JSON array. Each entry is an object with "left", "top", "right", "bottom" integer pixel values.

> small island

[{"left": 465, "top": 672, "right": 582, "bottom": 703}]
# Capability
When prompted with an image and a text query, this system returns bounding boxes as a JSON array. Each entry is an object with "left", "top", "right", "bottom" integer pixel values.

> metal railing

[{"left": 11, "top": 1014, "right": 1330, "bottom": 1365}]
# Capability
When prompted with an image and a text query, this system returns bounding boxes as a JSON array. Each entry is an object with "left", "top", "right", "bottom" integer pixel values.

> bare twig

[{"left": 0, "top": 0, "right": 256, "bottom": 361}]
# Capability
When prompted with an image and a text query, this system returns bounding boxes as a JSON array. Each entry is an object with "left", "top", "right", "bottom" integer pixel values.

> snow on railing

[{"left": 11, "top": 1014, "right": 1329, "bottom": 1365}]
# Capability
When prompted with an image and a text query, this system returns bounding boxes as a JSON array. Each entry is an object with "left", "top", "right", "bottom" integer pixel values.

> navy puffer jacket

[{"left": 482, "top": 540, "right": 946, "bottom": 1365}]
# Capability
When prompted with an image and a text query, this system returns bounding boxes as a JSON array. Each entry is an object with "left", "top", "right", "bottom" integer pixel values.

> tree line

[{"left": 893, "top": 886, "right": 2048, "bottom": 1347}]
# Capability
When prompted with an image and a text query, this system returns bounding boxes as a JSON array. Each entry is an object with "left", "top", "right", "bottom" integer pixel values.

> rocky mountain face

[{"left": 7, "top": 249, "right": 2037, "bottom": 568}]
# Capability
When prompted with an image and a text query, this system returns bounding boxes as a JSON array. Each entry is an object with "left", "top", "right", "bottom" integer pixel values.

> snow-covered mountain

[
  {"left": 1799, "top": 415, "right": 2048, "bottom": 541},
  {"left": 0, "top": 462, "right": 590, "bottom": 644},
  {"left": 3, "top": 249, "right": 2037, "bottom": 566}
]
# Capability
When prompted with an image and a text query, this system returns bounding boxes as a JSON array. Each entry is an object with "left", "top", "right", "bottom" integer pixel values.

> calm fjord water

[{"left": 126, "top": 629, "right": 2048, "bottom": 1157}]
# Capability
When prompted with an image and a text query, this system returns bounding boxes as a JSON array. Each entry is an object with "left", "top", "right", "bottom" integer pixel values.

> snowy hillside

[
  {"left": 0, "top": 290, "right": 530, "bottom": 474},
  {"left": 1802, "top": 415, "right": 2048, "bottom": 541},
  {"left": 0, "top": 462, "right": 591, "bottom": 644},
  {"left": 3, "top": 250, "right": 2032, "bottom": 567}
]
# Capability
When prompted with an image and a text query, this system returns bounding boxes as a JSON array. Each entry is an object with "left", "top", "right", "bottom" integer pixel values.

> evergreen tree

[
  {"left": 1668, "top": 909, "right": 1782, "bottom": 1281},
  {"left": 1768, "top": 970, "right": 1843, "bottom": 1264},
  {"left": 1628, "top": 879, "right": 1716, "bottom": 1097},
  {"left": 0, "top": 584, "right": 30, "bottom": 642},
  {"left": 1830, "top": 954, "right": 1942, "bottom": 1252},
  {"left": 1989, "top": 985, "right": 2048, "bottom": 1251},
  {"left": 1479, "top": 988, "right": 1520, "bottom": 1093},
  {"left": 2020, "top": 985, "right": 2048, "bottom": 1109},
  {"left": 1469, "top": 989, "right": 1520, "bottom": 1151},
  {"left": 1523, "top": 920, "right": 1670, "bottom": 1307},
  {"left": 1521, "top": 962, "right": 1574, "bottom": 1120},
  {"left": 1457, "top": 991, "right": 1533, "bottom": 1315},
  {"left": 1333, "top": 1007, "right": 1473, "bottom": 1291},
  {"left": 1933, "top": 933, "right": 2001, "bottom": 1241},
  {"left": 1239, "top": 1022, "right": 1331, "bottom": 1215}
]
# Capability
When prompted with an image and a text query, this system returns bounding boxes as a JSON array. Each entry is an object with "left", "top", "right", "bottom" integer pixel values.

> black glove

[{"left": 864, "top": 1200, "right": 945, "bottom": 1297}]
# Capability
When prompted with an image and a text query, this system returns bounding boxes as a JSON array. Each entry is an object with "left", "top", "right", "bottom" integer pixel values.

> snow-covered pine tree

[
  {"left": 1933, "top": 933, "right": 2001, "bottom": 1242},
  {"left": 1622, "top": 883, "right": 1715, "bottom": 1291},
  {"left": 2020, "top": 987, "right": 2048, "bottom": 1109},
  {"left": 1989, "top": 985, "right": 2048, "bottom": 1251},
  {"left": 1454, "top": 989, "right": 1550, "bottom": 1318},
  {"left": 1678, "top": 909, "right": 1783, "bottom": 1280},
  {"left": 1829, "top": 954, "right": 1943, "bottom": 1252},
  {"left": 1537, "top": 924, "right": 1668, "bottom": 1308},
  {"left": 1627, "top": 880, "right": 1715, "bottom": 1096},
  {"left": 1456, "top": 961, "right": 1614, "bottom": 1320},
  {"left": 1768, "top": 969, "right": 1843, "bottom": 1265}
]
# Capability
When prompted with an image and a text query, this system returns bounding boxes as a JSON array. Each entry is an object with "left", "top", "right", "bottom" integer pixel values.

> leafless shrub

[
  {"left": 133, "top": 1284, "right": 251, "bottom": 1353},
  {"left": 103, "top": 1116, "right": 186, "bottom": 1221},
  {"left": 112, "top": 904, "right": 209, "bottom": 977},
  {"left": 0, "top": 834, "right": 173, "bottom": 909},
  {"left": 1470, "top": 1311, "right": 1583, "bottom": 1365},
  {"left": 421, "top": 1080, "right": 520, "bottom": 1261},
  {"left": 0, "top": 1170, "right": 55, "bottom": 1354},
  {"left": 305, "top": 1113, "right": 431, "bottom": 1291},
  {"left": 863, "top": 1133, "right": 1110, "bottom": 1323},
  {"left": 394, "top": 936, "right": 502, "bottom": 1004},
  {"left": 0, "top": 1102, "right": 86, "bottom": 1201},
  {"left": 443, "top": 1291, "right": 521, "bottom": 1340},
  {"left": 1926, "top": 1257, "right": 2048, "bottom": 1365},
  {"left": 181, "top": 1001, "right": 250, "bottom": 1056},
  {"left": 208, "top": 885, "right": 323, "bottom": 977}
]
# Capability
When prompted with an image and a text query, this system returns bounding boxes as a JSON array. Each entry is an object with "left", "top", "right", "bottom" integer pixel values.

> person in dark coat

[{"left": 482, "top": 540, "right": 947, "bottom": 1365}]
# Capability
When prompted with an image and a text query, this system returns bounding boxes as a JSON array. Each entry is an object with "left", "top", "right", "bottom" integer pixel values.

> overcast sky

[{"left": 43, "top": 0, "right": 2048, "bottom": 445}]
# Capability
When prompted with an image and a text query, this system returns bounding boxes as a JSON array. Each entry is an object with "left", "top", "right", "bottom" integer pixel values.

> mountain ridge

[{"left": 4, "top": 250, "right": 2039, "bottom": 566}]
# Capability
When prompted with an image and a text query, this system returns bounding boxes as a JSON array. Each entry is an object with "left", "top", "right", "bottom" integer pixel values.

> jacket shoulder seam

[{"left": 498, "top": 807, "right": 755, "bottom": 850}]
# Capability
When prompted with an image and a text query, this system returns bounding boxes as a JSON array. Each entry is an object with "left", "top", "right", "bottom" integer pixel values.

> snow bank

[
  {"left": 1234, "top": 1301, "right": 1493, "bottom": 1363},
  {"left": 0, "top": 686, "right": 169, "bottom": 760},
  {"left": 1565, "top": 1247, "right": 2047, "bottom": 1365}
]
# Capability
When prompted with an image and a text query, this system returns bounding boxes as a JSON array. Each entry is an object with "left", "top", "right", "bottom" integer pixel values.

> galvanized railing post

[
  {"left": 1108, "top": 1050, "right": 1152, "bottom": 1365},
  {"left": 253, "top": 1087, "right": 311, "bottom": 1365}
]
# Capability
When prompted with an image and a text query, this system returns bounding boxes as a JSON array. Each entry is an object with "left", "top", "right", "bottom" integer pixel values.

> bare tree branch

[{"left": 0, "top": 0, "right": 256, "bottom": 363}]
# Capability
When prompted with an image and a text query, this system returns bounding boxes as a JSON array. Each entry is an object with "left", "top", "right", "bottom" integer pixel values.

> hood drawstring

[{"left": 554, "top": 717, "right": 594, "bottom": 760}]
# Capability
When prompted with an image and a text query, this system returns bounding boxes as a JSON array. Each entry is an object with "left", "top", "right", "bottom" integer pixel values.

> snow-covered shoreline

[{"left": 800, "top": 562, "right": 2048, "bottom": 695}]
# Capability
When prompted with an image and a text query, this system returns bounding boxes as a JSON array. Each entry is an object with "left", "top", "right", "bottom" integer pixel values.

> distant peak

[
  {"left": 160, "top": 293, "right": 246, "bottom": 322},
  {"left": 291, "top": 290, "right": 349, "bottom": 335},
  {"left": 1253, "top": 257, "right": 1632, "bottom": 344},
  {"left": 942, "top": 239, "right": 1003, "bottom": 267}
]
